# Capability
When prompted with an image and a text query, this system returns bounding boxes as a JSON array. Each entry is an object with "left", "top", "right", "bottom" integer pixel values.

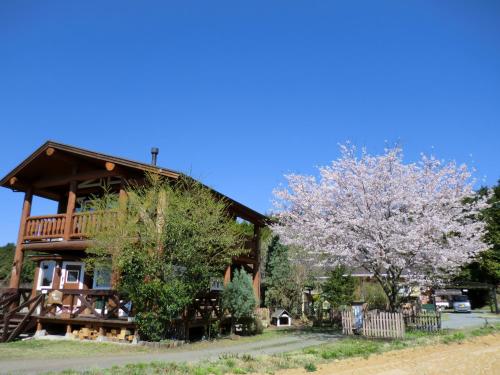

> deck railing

[
  {"left": 70, "top": 211, "right": 118, "bottom": 239},
  {"left": 24, "top": 214, "right": 66, "bottom": 240},
  {"left": 37, "top": 289, "right": 132, "bottom": 321},
  {"left": 23, "top": 211, "right": 117, "bottom": 242}
]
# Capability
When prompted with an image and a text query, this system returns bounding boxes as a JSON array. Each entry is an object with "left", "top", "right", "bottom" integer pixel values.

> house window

[
  {"left": 92, "top": 266, "right": 112, "bottom": 289},
  {"left": 65, "top": 265, "right": 81, "bottom": 283},
  {"left": 38, "top": 261, "right": 55, "bottom": 289},
  {"left": 210, "top": 277, "right": 224, "bottom": 291}
]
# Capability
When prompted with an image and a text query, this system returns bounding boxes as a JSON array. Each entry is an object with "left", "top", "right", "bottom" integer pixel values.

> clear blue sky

[{"left": 0, "top": 1, "right": 499, "bottom": 244}]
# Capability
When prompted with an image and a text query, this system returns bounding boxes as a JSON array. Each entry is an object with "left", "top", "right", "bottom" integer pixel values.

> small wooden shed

[{"left": 271, "top": 309, "right": 292, "bottom": 327}]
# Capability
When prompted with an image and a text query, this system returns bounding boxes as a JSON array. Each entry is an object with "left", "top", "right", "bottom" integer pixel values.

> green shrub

[
  {"left": 135, "top": 312, "right": 165, "bottom": 342},
  {"left": 360, "top": 283, "right": 389, "bottom": 310},
  {"left": 252, "top": 317, "right": 264, "bottom": 335},
  {"left": 225, "top": 358, "right": 236, "bottom": 368},
  {"left": 304, "top": 363, "right": 317, "bottom": 372}
]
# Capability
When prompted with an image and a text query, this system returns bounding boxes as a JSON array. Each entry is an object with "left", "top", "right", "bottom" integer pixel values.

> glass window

[
  {"left": 65, "top": 264, "right": 81, "bottom": 283},
  {"left": 38, "top": 261, "right": 55, "bottom": 289},
  {"left": 93, "top": 266, "right": 111, "bottom": 289}
]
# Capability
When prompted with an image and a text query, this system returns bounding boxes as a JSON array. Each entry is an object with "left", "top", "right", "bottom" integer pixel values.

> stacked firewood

[{"left": 72, "top": 327, "right": 134, "bottom": 342}]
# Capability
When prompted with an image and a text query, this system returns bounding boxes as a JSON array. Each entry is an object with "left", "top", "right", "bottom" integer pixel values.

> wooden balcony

[{"left": 22, "top": 211, "right": 118, "bottom": 244}]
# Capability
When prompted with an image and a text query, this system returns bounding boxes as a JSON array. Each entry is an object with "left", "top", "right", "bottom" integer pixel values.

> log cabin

[{"left": 0, "top": 141, "right": 267, "bottom": 342}]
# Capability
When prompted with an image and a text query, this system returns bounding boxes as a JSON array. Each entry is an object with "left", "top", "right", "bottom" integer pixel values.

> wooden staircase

[{"left": 0, "top": 289, "right": 43, "bottom": 342}]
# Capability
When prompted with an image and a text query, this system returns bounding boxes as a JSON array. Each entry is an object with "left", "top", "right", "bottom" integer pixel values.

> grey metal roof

[{"left": 271, "top": 309, "right": 290, "bottom": 318}]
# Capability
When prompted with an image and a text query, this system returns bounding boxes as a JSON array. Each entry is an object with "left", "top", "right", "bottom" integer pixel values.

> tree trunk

[
  {"left": 374, "top": 273, "right": 399, "bottom": 312},
  {"left": 387, "top": 291, "right": 399, "bottom": 312}
]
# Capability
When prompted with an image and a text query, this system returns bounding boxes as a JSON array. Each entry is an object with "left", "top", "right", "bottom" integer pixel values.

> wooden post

[
  {"left": 9, "top": 189, "right": 33, "bottom": 288},
  {"left": 252, "top": 225, "right": 261, "bottom": 306},
  {"left": 118, "top": 184, "right": 128, "bottom": 211},
  {"left": 65, "top": 324, "right": 72, "bottom": 338},
  {"left": 53, "top": 261, "right": 62, "bottom": 289},
  {"left": 63, "top": 180, "right": 77, "bottom": 240},
  {"left": 111, "top": 181, "right": 128, "bottom": 289},
  {"left": 31, "top": 262, "right": 41, "bottom": 299},
  {"left": 224, "top": 265, "right": 231, "bottom": 286},
  {"left": 492, "top": 286, "right": 499, "bottom": 314}
]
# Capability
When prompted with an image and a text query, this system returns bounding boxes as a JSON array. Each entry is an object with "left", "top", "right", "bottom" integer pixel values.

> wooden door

[{"left": 60, "top": 261, "right": 85, "bottom": 311}]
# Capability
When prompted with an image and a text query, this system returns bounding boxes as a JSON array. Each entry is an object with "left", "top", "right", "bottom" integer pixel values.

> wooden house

[{"left": 0, "top": 141, "right": 267, "bottom": 342}]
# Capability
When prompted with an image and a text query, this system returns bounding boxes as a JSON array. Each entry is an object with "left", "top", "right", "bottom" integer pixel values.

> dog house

[{"left": 271, "top": 309, "right": 292, "bottom": 327}]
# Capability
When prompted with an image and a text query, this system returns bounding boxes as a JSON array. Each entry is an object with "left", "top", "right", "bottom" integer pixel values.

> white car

[{"left": 452, "top": 296, "right": 471, "bottom": 313}]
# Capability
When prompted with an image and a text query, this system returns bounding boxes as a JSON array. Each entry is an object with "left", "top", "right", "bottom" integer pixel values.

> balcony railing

[
  {"left": 70, "top": 211, "right": 117, "bottom": 238},
  {"left": 23, "top": 211, "right": 117, "bottom": 243},
  {"left": 22, "top": 211, "right": 257, "bottom": 255},
  {"left": 24, "top": 214, "right": 66, "bottom": 241}
]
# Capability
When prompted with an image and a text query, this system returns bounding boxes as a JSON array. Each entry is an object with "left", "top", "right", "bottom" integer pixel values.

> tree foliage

[
  {"left": 459, "top": 181, "right": 500, "bottom": 285},
  {"left": 0, "top": 243, "right": 35, "bottom": 286},
  {"left": 273, "top": 144, "right": 487, "bottom": 311},
  {"left": 88, "top": 174, "right": 246, "bottom": 341},
  {"left": 357, "top": 282, "right": 389, "bottom": 310},
  {"left": 321, "top": 265, "right": 355, "bottom": 309},
  {"left": 222, "top": 268, "right": 256, "bottom": 333},
  {"left": 264, "top": 236, "right": 303, "bottom": 315}
]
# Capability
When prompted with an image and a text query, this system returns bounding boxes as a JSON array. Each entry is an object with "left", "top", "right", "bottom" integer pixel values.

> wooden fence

[
  {"left": 403, "top": 311, "right": 441, "bottom": 332},
  {"left": 341, "top": 310, "right": 354, "bottom": 335},
  {"left": 363, "top": 311, "right": 405, "bottom": 339},
  {"left": 341, "top": 310, "right": 405, "bottom": 339}
]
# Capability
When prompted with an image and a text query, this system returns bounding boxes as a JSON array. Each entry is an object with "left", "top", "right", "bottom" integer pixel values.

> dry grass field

[{"left": 281, "top": 333, "right": 500, "bottom": 375}]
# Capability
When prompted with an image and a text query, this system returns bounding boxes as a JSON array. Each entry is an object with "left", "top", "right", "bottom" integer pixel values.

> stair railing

[{"left": 2, "top": 293, "right": 45, "bottom": 342}]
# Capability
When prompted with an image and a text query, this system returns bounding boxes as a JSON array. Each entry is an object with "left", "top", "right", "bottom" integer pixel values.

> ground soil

[{"left": 280, "top": 334, "right": 500, "bottom": 375}]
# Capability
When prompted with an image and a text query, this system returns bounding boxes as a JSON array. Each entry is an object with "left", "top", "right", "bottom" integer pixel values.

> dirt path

[
  {"left": 281, "top": 334, "right": 500, "bottom": 375},
  {"left": 0, "top": 333, "right": 339, "bottom": 374}
]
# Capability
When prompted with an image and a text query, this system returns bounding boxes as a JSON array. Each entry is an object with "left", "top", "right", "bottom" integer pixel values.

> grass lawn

[
  {"left": 0, "top": 340, "right": 150, "bottom": 361},
  {"left": 0, "top": 327, "right": 298, "bottom": 361},
  {"left": 43, "top": 324, "right": 500, "bottom": 375}
]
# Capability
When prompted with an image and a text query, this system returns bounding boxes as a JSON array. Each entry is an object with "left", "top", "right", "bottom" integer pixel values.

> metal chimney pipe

[{"left": 151, "top": 147, "right": 159, "bottom": 166}]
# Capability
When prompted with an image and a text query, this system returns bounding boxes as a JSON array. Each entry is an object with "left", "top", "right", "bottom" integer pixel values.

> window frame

[
  {"left": 92, "top": 265, "right": 112, "bottom": 290},
  {"left": 60, "top": 261, "right": 85, "bottom": 289},
  {"left": 37, "top": 260, "right": 56, "bottom": 290}
]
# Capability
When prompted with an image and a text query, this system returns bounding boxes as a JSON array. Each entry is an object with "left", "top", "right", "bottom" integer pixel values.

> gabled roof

[
  {"left": 0, "top": 141, "right": 267, "bottom": 225},
  {"left": 271, "top": 309, "right": 290, "bottom": 318}
]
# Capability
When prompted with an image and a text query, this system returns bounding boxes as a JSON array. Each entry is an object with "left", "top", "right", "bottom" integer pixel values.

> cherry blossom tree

[{"left": 273, "top": 144, "right": 488, "bottom": 311}]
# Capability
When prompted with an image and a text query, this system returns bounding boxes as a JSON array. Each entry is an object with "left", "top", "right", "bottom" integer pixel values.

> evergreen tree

[
  {"left": 265, "top": 236, "right": 302, "bottom": 315},
  {"left": 222, "top": 269, "right": 256, "bottom": 333},
  {"left": 459, "top": 182, "right": 500, "bottom": 285},
  {"left": 477, "top": 182, "right": 500, "bottom": 285},
  {"left": 321, "top": 265, "right": 355, "bottom": 309}
]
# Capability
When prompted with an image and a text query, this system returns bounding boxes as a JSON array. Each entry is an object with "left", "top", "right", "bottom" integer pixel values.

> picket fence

[
  {"left": 403, "top": 311, "right": 441, "bottom": 332},
  {"left": 341, "top": 310, "right": 405, "bottom": 339},
  {"left": 341, "top": 310, "right": 355, "bottom": 335}
]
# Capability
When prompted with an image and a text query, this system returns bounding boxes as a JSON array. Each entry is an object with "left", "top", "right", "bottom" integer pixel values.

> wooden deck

[
  {"left": 23, "top": 211, "right": 118, "bottom": 243},
  {"left": 1, "top": 287, "right": 229, "bottom": 342},
  {"left": 0, "top": 288, "right": 134, "bottom": 342}
]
